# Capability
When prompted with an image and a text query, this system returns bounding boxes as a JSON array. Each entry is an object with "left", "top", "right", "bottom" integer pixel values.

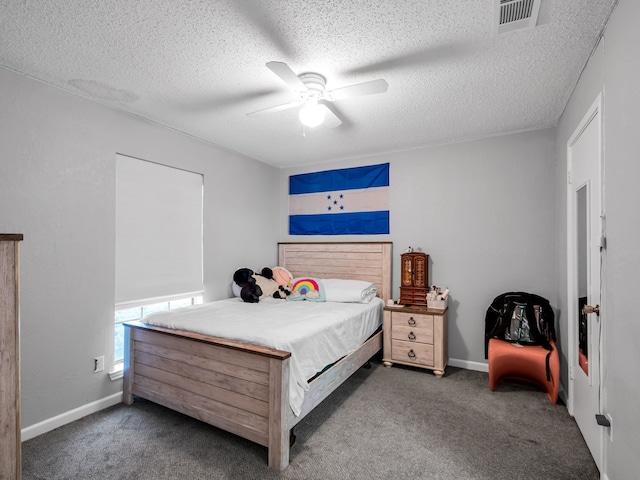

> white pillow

[{"left": 322, "top": 279, "right": 378, "bottom": 303}]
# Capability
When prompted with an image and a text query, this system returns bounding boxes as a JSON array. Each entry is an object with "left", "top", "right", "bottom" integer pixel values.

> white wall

[
  {"left": 0, "top": 67, "right": 280, "bottom": 429},
  {"left": 602, "top": 2, "right": 640, "bottom": 474},
  {"left": 280, "top": 128, "right": 558, "bottom": 368},
  {"left": 556, "top": 0, "right": 640, "bottom": 477}
]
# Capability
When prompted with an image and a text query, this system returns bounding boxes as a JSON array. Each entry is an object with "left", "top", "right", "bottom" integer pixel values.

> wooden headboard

[{"left": 278, "top": 242, "right": 392, "bottom": 302}]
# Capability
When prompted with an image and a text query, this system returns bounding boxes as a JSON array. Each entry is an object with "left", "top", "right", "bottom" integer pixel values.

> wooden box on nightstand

[
  {"left": 399, "top": 252, "right": 428, "bottom": 306},
  {"left": 383, "top": 305, "right": 448, "bottom": 377}
]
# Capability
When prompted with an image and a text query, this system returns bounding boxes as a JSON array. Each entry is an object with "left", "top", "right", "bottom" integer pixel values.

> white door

[{"left": 567, "top": 94, "right": 604, "bottom": 471}]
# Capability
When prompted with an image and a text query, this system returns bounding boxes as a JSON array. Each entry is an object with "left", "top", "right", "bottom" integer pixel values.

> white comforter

[{"left": 142, "top": 296, "right": 384, "bottom": 416}]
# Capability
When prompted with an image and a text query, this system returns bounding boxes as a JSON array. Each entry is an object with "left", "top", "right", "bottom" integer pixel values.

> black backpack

[{"left": 484, "top": 291, "right": 556, "bottom": 359}]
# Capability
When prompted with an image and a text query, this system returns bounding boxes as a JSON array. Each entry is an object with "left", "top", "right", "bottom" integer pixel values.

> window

[
  {"left": 113, "top": 294, "right": 203, "bottom": 363},
  {"left": 115, "top": 154, "right": 203, "bottom": 368}
]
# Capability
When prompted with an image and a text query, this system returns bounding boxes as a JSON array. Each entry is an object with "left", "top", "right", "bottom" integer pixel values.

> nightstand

[{"left": 383, "top": 305, "right": 448, "bottom": 377}]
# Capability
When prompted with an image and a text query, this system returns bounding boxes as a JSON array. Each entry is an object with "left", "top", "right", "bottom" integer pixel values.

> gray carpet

[{"left": 23, "top": 362, "right": 598, "bottom": 479}]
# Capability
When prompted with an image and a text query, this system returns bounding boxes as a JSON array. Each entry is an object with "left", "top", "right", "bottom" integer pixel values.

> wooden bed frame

[{"left": 123, "top": 242, "right": 392, "bottom": 471}]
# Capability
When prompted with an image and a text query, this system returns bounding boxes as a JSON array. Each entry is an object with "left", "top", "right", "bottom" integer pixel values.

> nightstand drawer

[
  {"left": 391, "top": 324, "right": 433, "bottom": 344},
  {"left": 391, "top": 311, "right": 433, "bottom": 329},
  {"left": 391, "top": 340, "right": 434, "bottom": 366}
]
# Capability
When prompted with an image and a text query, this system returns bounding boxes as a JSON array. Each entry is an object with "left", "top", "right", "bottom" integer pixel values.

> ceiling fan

[{"left": 247, "top": 61, "right": 388, "bottom": 128}]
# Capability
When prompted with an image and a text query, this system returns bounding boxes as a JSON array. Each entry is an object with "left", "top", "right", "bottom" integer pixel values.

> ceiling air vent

[{"left": 495, "top": 0, "right": 541, "bottom": 35}]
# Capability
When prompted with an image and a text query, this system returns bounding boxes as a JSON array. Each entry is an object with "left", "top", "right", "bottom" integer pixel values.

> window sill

[{"left": 109, "top": 363, "right": 124, "bottom": 381}]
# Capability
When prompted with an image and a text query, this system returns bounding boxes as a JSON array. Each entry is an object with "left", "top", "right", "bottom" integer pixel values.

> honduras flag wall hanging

[{"left": 289, "top": 163, "right": 390, "bottom": 235}]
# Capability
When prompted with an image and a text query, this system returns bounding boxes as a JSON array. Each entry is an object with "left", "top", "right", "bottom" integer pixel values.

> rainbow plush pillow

[{"left": 287, "top": 277, "right": 326, "bottom": 302}]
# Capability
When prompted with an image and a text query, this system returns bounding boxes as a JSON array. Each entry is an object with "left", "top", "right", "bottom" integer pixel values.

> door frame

[{"left": 566, "top": 92, "right": 605, "bottom": 468}]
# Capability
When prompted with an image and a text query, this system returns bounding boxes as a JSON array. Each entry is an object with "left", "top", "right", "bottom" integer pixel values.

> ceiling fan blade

[
  {"left": 246, "top": 100, "right": 302, "bottom": 117},
  {"left": 327, "top": 78, "right": 388, "bottom": 101},
  {"left": 231, "top": 4, "right": 295, "bottom": 58},
  {"left": 345, "top": 39, "right": 491, "bottom": 76},
  {"left": 266, "top": 61, "right": 308, "bottom": 91},
  {"left": 318, "top": 102, "right": 343, "bottom": 128}
]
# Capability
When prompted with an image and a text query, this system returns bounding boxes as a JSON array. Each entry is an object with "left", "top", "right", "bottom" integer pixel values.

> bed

[{"left": 122, "top": 242, "right": 392, "bottom": 471}]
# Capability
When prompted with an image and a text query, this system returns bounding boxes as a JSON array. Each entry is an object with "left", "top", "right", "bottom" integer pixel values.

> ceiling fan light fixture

[
  {"left": 247, "top": 61, "right": 386, "bottom": 129},
  {"left": 299, "top": 100, "right": 325, "bottom": 127}
]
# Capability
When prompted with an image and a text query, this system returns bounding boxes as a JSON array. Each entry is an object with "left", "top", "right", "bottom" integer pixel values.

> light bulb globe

[{"left": 299, "top": 101, "right": 325, "bottom": 128}]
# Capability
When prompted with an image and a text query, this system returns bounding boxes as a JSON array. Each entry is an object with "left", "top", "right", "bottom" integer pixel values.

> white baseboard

[
  {"left": 18, "top": 360, "right": 486, "bottom": 441},
  {"left": 448, "top": 358, "right": 489, "bottom": 372},
  {"left": 22, "top": 391, "right": 123, "bottom": 441}
]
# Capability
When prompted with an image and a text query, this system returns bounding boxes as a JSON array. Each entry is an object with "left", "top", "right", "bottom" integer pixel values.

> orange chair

[{"left": 488, "top": 338, "right": 559, "bottom": 404}]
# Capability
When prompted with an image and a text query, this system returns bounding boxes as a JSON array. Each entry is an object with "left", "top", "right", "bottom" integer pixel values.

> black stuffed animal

[
  {"left": 233, "top": 268, "right": 262, "bottom": 303},
  {"left": 251, "top": 267, "right": 280, "bottom": 300},
  {"left": 233, "top": 267, "right": 291, "bottom": 302}
]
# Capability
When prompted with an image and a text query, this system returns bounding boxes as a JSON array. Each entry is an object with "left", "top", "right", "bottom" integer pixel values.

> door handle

[{"left": 583, "top": 304, "right": 600, "bottom": 317}]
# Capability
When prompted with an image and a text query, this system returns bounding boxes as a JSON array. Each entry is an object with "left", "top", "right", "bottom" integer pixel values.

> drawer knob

[
  {"left": 407, "top": 317, "right": 416, "bottom": 326},
  {"left": 408, "top": 331, "right": 416, "bottom": 341},
  {"left": 408, "top": 349, "right": 416, "bottom": 360}
]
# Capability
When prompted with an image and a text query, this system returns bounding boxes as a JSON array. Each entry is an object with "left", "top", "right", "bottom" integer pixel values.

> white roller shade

[{"left": 115, "top": 154, "right": 203, "bottom": 306}]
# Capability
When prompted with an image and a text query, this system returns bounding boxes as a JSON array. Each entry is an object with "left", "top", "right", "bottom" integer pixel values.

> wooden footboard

[
  {"left": 123, "top": 322, "right": 292, "bottom": 471},
  {"left": 123, "top": 323, "right": 382, "bottom": 471}
]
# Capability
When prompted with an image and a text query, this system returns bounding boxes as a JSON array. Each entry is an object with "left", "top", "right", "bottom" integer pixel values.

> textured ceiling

[{"left": 0, "top": 0, "right": 616, "bottom": 167}]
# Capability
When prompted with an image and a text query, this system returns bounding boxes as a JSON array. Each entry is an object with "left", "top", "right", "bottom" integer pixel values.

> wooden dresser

[
  {"left": 1, "top": 234, "right": 23, "bottom": 480},
  {"left": 383, "top": 305, "right": 448, "bottom": 377}
]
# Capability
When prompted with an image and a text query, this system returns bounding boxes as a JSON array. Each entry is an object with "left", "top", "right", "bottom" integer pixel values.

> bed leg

[
  {"left": 363, "top": 360, "right": 372, "bottom": 369},
  {"left": 268, "top": 357, "right": 290, "bottom": 472}
]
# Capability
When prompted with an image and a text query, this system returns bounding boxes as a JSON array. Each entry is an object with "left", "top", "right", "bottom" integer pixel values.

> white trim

[
  {"left": 109, "top": 362, "right": 124, "bottom": 381},
  {"left": 566, "top": 92, "right": 605, "bottom": 472},
  {"left": 448, "top": 358, "right": 488, "bottom": 372},
  {"left": 21, "top": 392, "right": 123, "bottom": 441},
  {"left": 115, "top": 291, "right": 204, "bottom": 311},
  {"left": 566, "top": 92, "right": 603, "bottom": 416}
]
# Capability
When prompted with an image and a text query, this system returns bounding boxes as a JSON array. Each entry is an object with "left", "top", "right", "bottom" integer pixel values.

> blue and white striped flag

[{"left": 289, "top": 163, "right": 390, "bottom": 235}]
